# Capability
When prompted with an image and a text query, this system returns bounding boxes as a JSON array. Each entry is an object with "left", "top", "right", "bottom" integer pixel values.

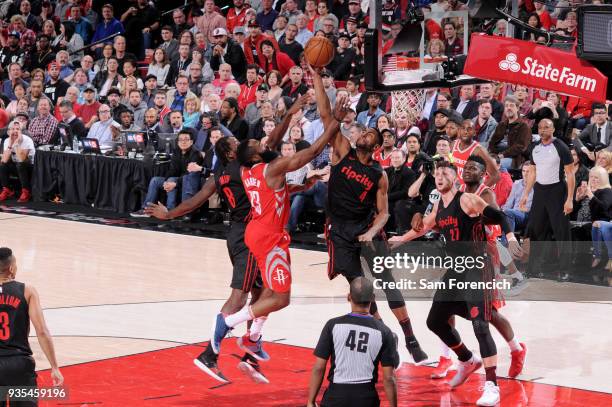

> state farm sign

[{"left": 464, "top": 34, "right": 607, "bottom": 101}]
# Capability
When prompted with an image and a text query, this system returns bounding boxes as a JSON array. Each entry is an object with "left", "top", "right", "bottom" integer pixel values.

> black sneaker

[
  {"left": 406, "top": 338, "right": 428, "bottom": 364},
  {"left": 193, "top": 347, "right": 229, "bottom": 383},
  {"left": 237, "top": 354, "right": 269, "bottom": 384}
]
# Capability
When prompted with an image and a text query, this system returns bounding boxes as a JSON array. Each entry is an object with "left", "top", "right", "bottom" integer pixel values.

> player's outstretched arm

[
  {"left": 145, "top": 177, "right": 217, "bottom": 220},
  {"left": 308, "top": 64, "right": 332, "bottom": 123},
  {"left": 307, "top": 356, "right": 327, "bottom": 407},
  {"left": 26, "top": 285, "right": 64, "bottom": 386},
  {"left": 382, "top": 366, "right": 398, "bottom": 407},
  {"left": 477, "top": 147, "right": 500, "bottom": 187},
  {"left": 267, "top": 94, "right": 308, "bottom": 150}
]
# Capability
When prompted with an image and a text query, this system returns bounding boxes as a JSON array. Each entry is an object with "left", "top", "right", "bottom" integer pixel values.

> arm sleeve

[
  {"left": 313, "top": 320, "right": 333, "bottom": 360},
  {"left": 482, "top": 205, "right": 512, "bottom": 234}
]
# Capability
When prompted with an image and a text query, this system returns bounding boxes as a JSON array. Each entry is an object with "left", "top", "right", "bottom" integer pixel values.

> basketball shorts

[
  {"left": 244, "top": 224, "right": 291, "bottom": 293},
  {"left": 0, "top": 355, "right": 37, "bottom": 407},
  {"left": 432, "top": 269, "right": 495, "bottom": 320},
  {"left": 227, "top": 222, "right": 262, "bottom": 292},
  {"left": 321, "top": 383, "right": 379, "bottom": 407}
]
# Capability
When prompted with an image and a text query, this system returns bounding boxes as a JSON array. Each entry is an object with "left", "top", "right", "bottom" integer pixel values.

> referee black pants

[
  {"left": 527, "top": 182, "right": 572, "bottom": 273},
  {"left": 322, "top": 383, "right": 379, "bottom": 407}
]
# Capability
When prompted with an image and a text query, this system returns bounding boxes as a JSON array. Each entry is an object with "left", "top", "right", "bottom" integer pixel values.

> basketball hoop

[{"left": 390, "top": 88, "right": 428, "bottom": 119}]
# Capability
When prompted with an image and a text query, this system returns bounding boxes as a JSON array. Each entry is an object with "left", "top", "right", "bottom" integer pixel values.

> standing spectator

[
  {"left": 520, "top": 118, "right": 575, "bottom": 281},
  {"left": 502, "top": 161, "right": 533, "bottom": 232},
  {"left": 220, "top": 97, "right": 249, "bottom": 141},
  {"left": 210, "top": 27, "right": 247, "bottom": 84},
  {"left": 28, "top": 98, "right": 58, "bottom": 146},
  {"left": 356, "top": 92, "right": 385, "bottom": 129},
  {"left": 587, "top": 166, "right": 612, "bottom": 272},
  {"left": 195, "top": 0, "right": 227, "bottom": 43},
  {"left": 472, "top": 99, "right": 498, "bottom": 146},
  {"left": 0, "top": 120, "right": 35, "bottom": 202},
  {"left": 386, "top": 149, "right": 416, "bottom": 233},
  {"left": 256, "top": 0, "right": 279, "bottom": 32},
  {"left": 488, "top": 96, "right": 532, "bottom": 170}
]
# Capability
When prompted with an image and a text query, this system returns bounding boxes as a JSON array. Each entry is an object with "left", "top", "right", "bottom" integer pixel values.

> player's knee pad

[
  {"left": 471, "top": 318, "right": 491, "bottom": 335},
  {"left": 475, "top": 331, "right": 497, "bottom": 358}
]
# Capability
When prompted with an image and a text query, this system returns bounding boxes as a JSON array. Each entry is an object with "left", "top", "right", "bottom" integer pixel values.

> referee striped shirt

[{"left": 314, "top": 313, "right": 397, "bottom": 384}]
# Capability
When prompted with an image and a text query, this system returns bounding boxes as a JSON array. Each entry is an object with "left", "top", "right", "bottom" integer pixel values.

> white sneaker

[
  {"left": 448, "top": 353, "right": 482, "bottom": 388},
  {"left": 476, "top": 381, "right": 500, "bottom": 406}
]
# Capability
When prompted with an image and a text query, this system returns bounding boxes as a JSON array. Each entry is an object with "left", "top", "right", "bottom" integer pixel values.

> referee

[
  {"left": 520, "top": 118, "right": 575, "bottom": 280},
  {"left": 307, "top": 277, "right": 398, "bottom": 407}
]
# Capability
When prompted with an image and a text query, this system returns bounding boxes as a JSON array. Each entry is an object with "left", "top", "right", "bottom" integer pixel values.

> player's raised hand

[
  {"left": 51, "top": 367, "right": 64, "bottom": 386},
  {"left": 144, "top": 202, "right": 169, "bottom": 220},
  {"left": 332, "top": 94, "right": 350, "bottom": 122},
  {"left": 288, "top": 94, "right": 309, "bottom": 115}
]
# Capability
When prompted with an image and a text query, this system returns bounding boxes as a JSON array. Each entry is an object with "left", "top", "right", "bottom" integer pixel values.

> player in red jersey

[
  {"left": 451, "top": 120, "right": 499, "bottom": 185},
  {"left": 210, "top": 80, "right": 350, "bottom": 372}
]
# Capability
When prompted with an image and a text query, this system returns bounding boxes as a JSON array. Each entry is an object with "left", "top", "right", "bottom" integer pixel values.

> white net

[{"left": 390, "top": 88, "right": 428, "bottom": 120}]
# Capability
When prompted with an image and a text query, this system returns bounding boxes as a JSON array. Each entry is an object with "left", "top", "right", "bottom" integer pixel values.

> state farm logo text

[{"left": 498, "top": 53, "right": 597, "bottom": 92}]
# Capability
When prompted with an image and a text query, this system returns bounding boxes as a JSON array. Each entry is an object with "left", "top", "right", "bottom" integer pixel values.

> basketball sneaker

[
  {"left": 130, "top": 209, "right": 150, "bottom": 218},
  {"left": 431, "top": 356, "right": 453, "bottom": 379},
  {"left": 406, "top": 338, "right": 428, "bottom": 364},
  {"left": 476, "top": 381, "right": 500, "bottom": 406},
  {"left": 193, "top": 347, "right": 229, "bottom": 383},
  {"left": 237, "top": 334, "right": 270, "bottom": 361},
  {"left": 237, "top": 354, "right": 270, "bottom": 384},
  {"left": 211, "top": 313, "right": 231, "bottom": 354},
  {"left": 0, "top": 187, "right": 14, "bottom": 201},
  {"left": 509, "top": 342, "right": 527, "bottom": 378},
  {"left": 448, "top": 354, "right": 482, "bottom": 388}
]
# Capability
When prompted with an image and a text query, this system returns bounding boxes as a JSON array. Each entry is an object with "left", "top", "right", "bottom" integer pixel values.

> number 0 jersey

[
  {"left": 214, "top": 159, "right": 251, "bottom": 223},
  {"left": 0, "top": 281, "right": 32, "bottom": 357}
]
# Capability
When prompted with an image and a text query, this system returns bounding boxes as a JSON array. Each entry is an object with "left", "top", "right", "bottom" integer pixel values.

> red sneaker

[
  {"left": 0, "top": 187, "right": 15, "bottom": 201},
  {"left": 431, "top": 356, "right": 453, "bottom": 379},
  {"left": 17, "top": 188, "right": 31, "bottom": 203},
  {"left": 509, "top": 342, "right": 527, "bottom": 378}
]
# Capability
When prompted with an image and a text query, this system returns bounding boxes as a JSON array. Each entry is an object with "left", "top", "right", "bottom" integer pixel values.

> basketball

[{"left": 304, "top": 37, "right": 335, "bottom": 68}]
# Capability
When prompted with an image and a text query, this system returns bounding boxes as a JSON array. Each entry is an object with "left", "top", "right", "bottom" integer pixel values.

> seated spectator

[
  {"left": 118, "top": 109, "right": 139, "bottom": 131},
  {"left": 373, "top": 129, "right": 397, "bottom": 169},
  {"left": 220, "top": 97, "right": 249, "bottom": 141},
  {"left": 422, "top": 109, "right": 449, "bottom": 156},
  {"left": 87, "top": 104, "right": 120, "bottom": 151},
  {"left": 202, "top": 126, "right": 225, "bottom": 173},
  {"left": 210, "top": 27, "right": 247, "bottom": 83},
  {"left": 587, "top": 166, "right": 612, "bottom": 272},
  {"left": 224, "top": 83, "right": 242, "bottom": 103},
  {"left": 425, "top": 38, "right": 446, "bottom": 60},
  {"left": 266, "top": 70, "right": 284, "bottom": 104},
  {"left": 478, "top": 83, "right": 504, "bottom": 122},
  {"left": 238, "top": 65, "right": 264, "bottom": 113},
  {"left": 183, "top": 96, "right": 201, "bottom": 129},
  {"left": 576, "top": 103, "right": 611, "bottom": 163},
  {"left": 148, "top": 48, "right": 171, "bottom": 86},
  {"left": 502, "top": 161, "right": 533, "bottom": 233},
  {"left": 328, "top": 32, "right": 355, "bottom": 81},
  {"left": 211, "top": 63, "right": 239, "bottom": 100},
  {"left": 287, "top": 124, "right": 311, "bottom": 151},
  {"left": 2, "top": 63, "right": 28, "bottom": 103},
  {"left": 488, "top": 96, "right": 532, "bottom": 170},
  {"left": 571, "top": 146, "right": 591, "bottom": 221},
  {"left": 279, "top": 23, "right": 303, "bottom": 65},
  {"left": 249, "top": 101, "right": 275, "bottom": 140},
  {"left": 534, "top": 0, "right": 553, "bottom": 30},
  {"left": 472, "top": 99, "right": 498, "bottom": 146},
  {"left": 275, "top": 96, "right": 294, "bottom": 122},
  {"left": 595, "top": 150, "right": 612, "bottom": 185},
  {"left": 5, "top": 84, "right": 27, "bottom": 118},
  {"left": 386, "top": 149, "right": 416, "bottom": 233},
  {"left": 452, "top": 84, "right": 478, "bottom": 120},
  {"left": 282, "top": 65, "right": 309, "bottom": 100},
  {"left": 161, "top": 110, "right": 185, "bottom": 134},
  {"left": 244, "top": 84, "right": 270, "bottom": 124},
  {"left": 28, "top": 98, "right": 58, "bottom": 146},
  {"left": 92, "top": 57, "right": 123, "bottom": 98},
  {"left": 356, "top": 92, "right": 385, "bottom": 129},
  {"left": 79, "top": 85, "right": 101, "bottom": 129},
  {"left": 126, "top": 90, "right": 147, "bottom": 129},
  {"left": 0, "top": 120, "right": 34, "bottom": 202},
  {"left": 131, "top": 130, "right": 204, "bottom": 217},
  {"left": 57, "top": 100, "right": 87, "bottom": 142}
]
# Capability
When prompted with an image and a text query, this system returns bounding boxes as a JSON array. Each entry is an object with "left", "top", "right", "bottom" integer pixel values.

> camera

[{"left": 422, "top": 154, "right": 446, "bottom": 173}]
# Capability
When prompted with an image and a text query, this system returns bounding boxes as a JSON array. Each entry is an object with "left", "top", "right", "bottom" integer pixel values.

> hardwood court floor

[{"left": 2, "top": 214, "right": 612, "bottom": 406}]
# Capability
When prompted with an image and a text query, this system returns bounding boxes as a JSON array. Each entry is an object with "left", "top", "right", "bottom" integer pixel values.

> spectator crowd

[{"left": 0, "top": 0, "right": 610, "bottom": 283}]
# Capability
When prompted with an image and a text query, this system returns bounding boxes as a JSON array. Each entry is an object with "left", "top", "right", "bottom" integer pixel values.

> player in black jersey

[
  {"left": 390, "top": 163, "right": 519, "bottom": 406},
  {"left": 0, "top": 248, "right": 63, "bottom": 407},
  {"left": 309, "top": 68, "right": 428, "bottom": 364},
  {"left": 146, "top": 96, "right": 308, "bottom": 384}
]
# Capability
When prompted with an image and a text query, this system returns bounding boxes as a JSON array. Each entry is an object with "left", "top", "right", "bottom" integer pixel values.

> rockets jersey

[
  {"left": 241, "top": 163, "right": 289, "bottom": 229},
  {"left": 459, "top": 183, "right": 502, "bottom": 240},
  {"left": 451, "top": 140, "right": 479, "bottom": 181},
  {"left": 214, "top": 160, "right": 251, "bottom": 223}
]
